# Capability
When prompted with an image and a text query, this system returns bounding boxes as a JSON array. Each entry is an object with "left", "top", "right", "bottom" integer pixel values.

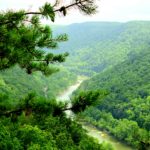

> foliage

[
  {"left": 0, "top": 94, "right": 113, "bottom": 150},
  {"left": 71, "top": 90, "right": 108, "bottom": 113},
  {"left": 0, "top": 0, "right": 97, "bottom": 75},
  {"left": 81, "top": 109, "right": 149, "bottom": 149},
  {"left": 54, "top": 21, "right": 150, "bottom": 76},
  {"left": 0, "top": 66, "right": 77, "bottom": 104},
  {"left": 0, "top": 9, "right": 68, "bottom": 75},
  {"left": 75, "top": 44, "right": 150, "bottom": 149}
]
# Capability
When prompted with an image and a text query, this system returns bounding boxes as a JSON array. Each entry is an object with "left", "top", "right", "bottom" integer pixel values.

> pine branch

[
  {"left": 0, "top": 0, "right": 95, "bottom": 26},
  {"left": 25, "top": 0, "right": 90, "bottom": 15}
]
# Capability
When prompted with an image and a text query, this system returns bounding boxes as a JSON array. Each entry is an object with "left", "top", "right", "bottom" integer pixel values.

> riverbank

[
  {"left": 57, "top": 76, "right": 88, "bottom": 101},
  {"left": 56, "top": 78, "right": 134, "bottom": 150},
  {"left": 79, "top": 121, "right": 134, "bottom": 150}
]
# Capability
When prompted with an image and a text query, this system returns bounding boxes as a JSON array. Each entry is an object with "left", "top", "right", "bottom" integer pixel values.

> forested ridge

[
  {"left": 74, "top": 36, "right": 150, "bottom": 149},
  {"left": 54, "top": 21, "right": 150, "bottom": 76}
]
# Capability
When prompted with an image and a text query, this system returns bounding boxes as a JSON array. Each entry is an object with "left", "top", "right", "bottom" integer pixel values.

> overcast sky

[{"left": 1, "top": 0, "right": 150, "bottom": 25}]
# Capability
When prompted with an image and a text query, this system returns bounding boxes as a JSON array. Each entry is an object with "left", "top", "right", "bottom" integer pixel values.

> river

[{"left": 57, "top": 79, "right": 134, "bottom": 150}]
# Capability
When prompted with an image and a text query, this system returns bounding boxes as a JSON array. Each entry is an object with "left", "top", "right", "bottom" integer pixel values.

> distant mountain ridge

[{"left": 53, "top": 21, "right": 150, "bottom": 75}]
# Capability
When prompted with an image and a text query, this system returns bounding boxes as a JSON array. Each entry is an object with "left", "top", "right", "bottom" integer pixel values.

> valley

[
  {"left": 1, "top": 21, "right": 150, "bottom": 150},
  {"left": 57, "top": 79, "right": 134, "bottom": 150}
]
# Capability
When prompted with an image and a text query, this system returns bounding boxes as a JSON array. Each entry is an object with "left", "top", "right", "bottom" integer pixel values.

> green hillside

[
  {"left": 54, "top": 21, "right": 150, "bottom": 75},
  {"left": 74, "top": 41, "right": 150, "bottom": 149},
  {"left": 0, "top": 66, "right": 77, "bottom": 108}
]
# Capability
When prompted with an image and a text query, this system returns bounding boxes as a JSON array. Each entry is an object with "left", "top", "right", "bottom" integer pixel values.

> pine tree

[{"left": 0, "top": 0, "right": 97, "bottom": 75}]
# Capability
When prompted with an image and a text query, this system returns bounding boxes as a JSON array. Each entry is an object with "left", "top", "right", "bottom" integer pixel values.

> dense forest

[
  {"left": 1, "top": 0, "right": 150, "bottom": 148},
  {"left": 0, "top": 1, "right": 116, "bottom": 149},
  {"left": 54, "top": 21, "right": 150, "bottom": 75},
  {"left": 0, "top": 66, "right": 76, "bottom": 105},
  {"left": 74, "top": 36, "right": 150, "bottom": 149}
]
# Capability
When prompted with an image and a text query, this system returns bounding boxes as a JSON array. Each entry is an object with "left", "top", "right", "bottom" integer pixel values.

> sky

[{"left": 0, "top": 0, "right": 150, "bottom": 25}]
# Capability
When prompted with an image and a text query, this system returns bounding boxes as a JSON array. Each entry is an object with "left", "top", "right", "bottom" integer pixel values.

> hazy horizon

[{"left": 54, "top": 20, "right": 150, "bottom": 25}]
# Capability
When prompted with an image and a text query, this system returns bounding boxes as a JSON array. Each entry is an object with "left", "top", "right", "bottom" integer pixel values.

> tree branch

[
  {"left": 25, "top": 0, "right": 89, "bottom": 15},
  {"left": 0, "top": 0, "right": 94, "bottom": 26}
]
